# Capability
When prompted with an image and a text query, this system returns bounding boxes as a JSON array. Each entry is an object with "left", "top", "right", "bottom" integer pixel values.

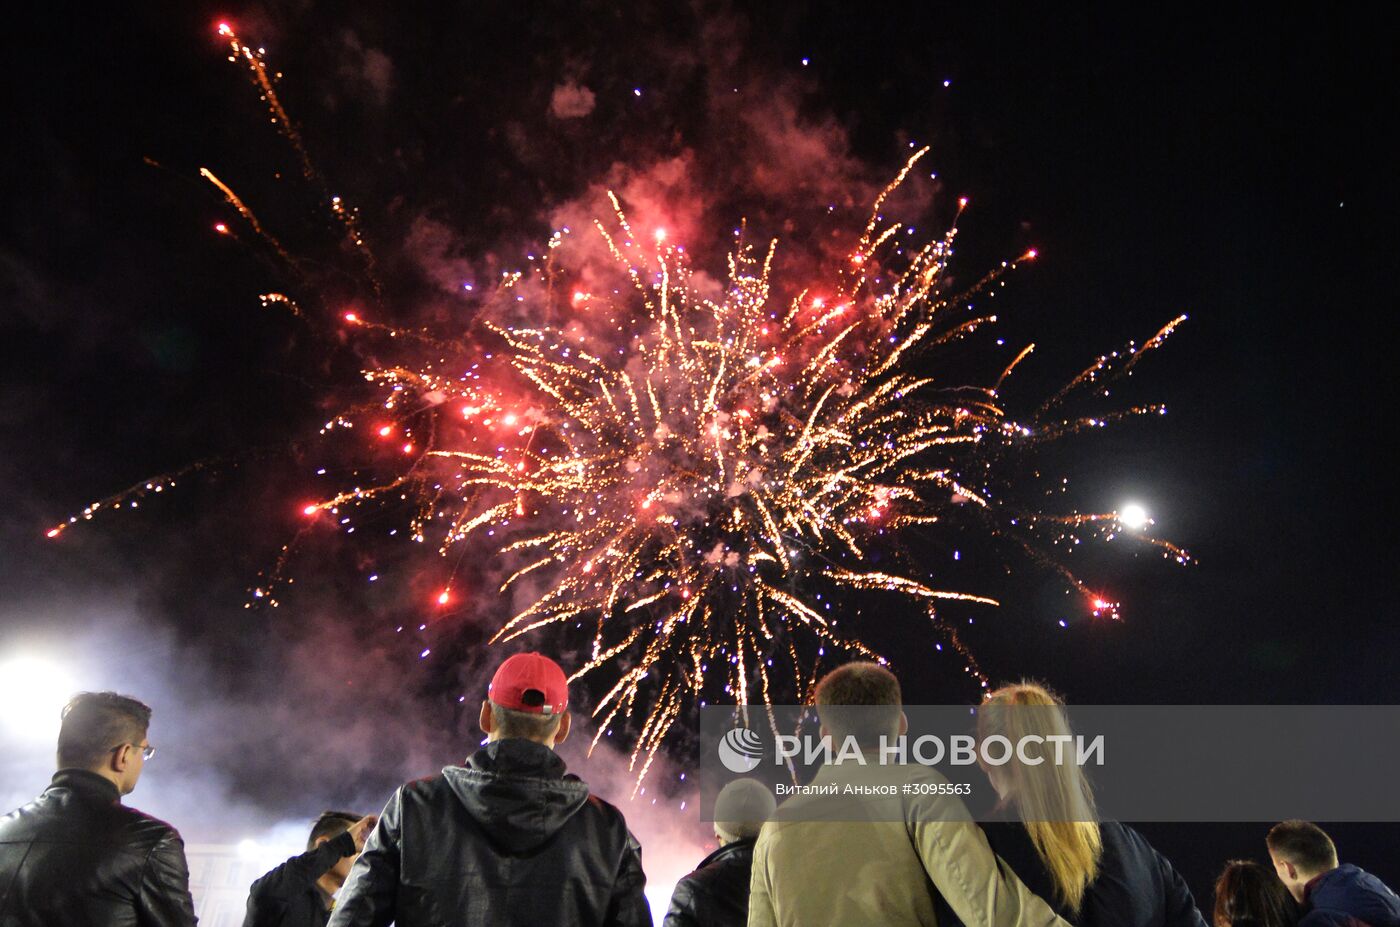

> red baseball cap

[{"left": 487, "top": 652, "right": 569, "bottom": 715}]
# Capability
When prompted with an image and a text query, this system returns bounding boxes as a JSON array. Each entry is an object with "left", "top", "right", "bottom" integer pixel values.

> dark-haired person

[
  {"left": 1213, "top": 859, "right": 1299, "bottom": 927},
  {"left": 748, "top": 661, "right": 1073, "bottom": 927},
  {"left": 663, "top": 778, "right": 776, "bottom": 927},
  {"left": 1266, "top": 820, "right": 1400, "bottom": 927},
  {"left": 328, "top": 652, "right": 651, "bottom": 927},
  {"left": 242, "top": 810, "right": 378, "bottom": 927},
  {"left": 975, "top": 681, "right": 1207, "bottom": 927},
  {"left": 0, "top": 691, "right": 197, "bottom": 926}
]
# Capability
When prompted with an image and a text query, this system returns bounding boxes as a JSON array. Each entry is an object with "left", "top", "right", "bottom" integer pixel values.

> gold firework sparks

[
  {"left": 274, "top": 152, "right": 1187, "bottom": 779},
  {"left": 50, "top": 27, "right": 1191, "bottom": 784}
]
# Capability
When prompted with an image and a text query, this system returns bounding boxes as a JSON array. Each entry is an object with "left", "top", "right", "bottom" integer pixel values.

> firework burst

[
  {"left": 49, "top": 24, "right": 1190, "bottom": 782},
  {"left": 272, "top": 151, "right": 1187, "bottom": 779}
]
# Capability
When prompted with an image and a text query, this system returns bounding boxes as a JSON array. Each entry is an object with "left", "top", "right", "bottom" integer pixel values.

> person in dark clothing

[
  {"left": 975, "top": 681, "right": 1208, "bottom": 927},
  {"left": 0, "top": 691, "right": 197, "bottom": 927},
  {"left": 1213, "top": 859, "right": 1300, "bottom": 927},
  {"left": 663, "top": 778, "right": 775, "bottom": 927},
  {"left": 243, "top": 810, "right": 377, "bottom": 927},
  {"left": 327, "top": 652, "right": 651, "bottom": 927},
  {"left": 1266, "top": 820, "right": 1400, "bottom": 927}
]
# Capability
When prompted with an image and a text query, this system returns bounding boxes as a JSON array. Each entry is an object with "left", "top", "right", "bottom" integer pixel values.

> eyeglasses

[{"left": 114, "top": 743, "right": 157, "bottom": 760}]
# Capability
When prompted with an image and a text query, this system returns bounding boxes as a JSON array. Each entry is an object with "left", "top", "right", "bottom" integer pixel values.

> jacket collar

[
  {"left": 466, "top": 737, "right": 569, "bottom": 779},
  {"left": 49, "top": 768, "right": 122, "bottom": 804},
  {"left": 1303, "top": 865, "right": 1360, "bottom": 905},
  {"left": 695, "top": 837, "right": 756, "bottom": 870}
]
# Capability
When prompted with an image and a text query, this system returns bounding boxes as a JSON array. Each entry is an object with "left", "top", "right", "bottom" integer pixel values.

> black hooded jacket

[
  {"left": 0, "top": 769, "right": 197, "bottom": 927},
  {"left": 662, "top": 839, "right": 755, "bottom": 927},
  {"left": 326, "top": 738, "right": 651, "bottom": 927}
]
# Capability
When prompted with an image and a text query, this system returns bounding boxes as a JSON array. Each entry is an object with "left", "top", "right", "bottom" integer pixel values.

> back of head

[
  {"left": 1266, "top": 821, "right": 1338, "bottom": 878},
  {"left": 978, "top": 681, "right": 1096, "bottom": 820},
  {"left": 979, "top": 681, "right": 1101, "bottom": 913},
  {"left": 57, "top": 692, "right": 152, "bottom": 771},
  {"left": 713, "top": 777, "right": 778, "bottom": 843},
  {"left": 1213, "top": 859, "right": 1300, "bottom": 927},
  {"left": 488, "top": 702, "right": 564, "bottom": 743},
  {"left": 813, "top": 661, "right": 901, "bottom": 749},
  {"left": 485, "top": 651, "right": 569, "bottom": 745},
  {"left": 307, "top": 811, "right": 362, "bottom": 850}
]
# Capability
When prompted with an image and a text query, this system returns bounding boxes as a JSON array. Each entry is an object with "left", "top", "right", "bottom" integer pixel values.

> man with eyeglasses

[{"left": 0, "top": 691, "right": 196, "bottom": 926}]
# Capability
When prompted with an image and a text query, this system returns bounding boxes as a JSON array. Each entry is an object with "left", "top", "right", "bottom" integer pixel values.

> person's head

[
  {"left": 976, "top": 681, "right": 1096, "bottom": 816},
  {"left": 1266, "top": 820, "right": 1339, "bottom": 902},
  {"left": 478, "top": 652, "right": 571, "bottom": 748},
  {"left": 978, "top": 681, "right": 1101, "bottom": 913},
  {"left": 308, "top": 811, "right": 364, "bottom": 886},
  {"left": 812, "top": 661, "right": 906, "bottom": 750},
  {"left": 56, "top": 692, "right": 154, "bottom": 796},
  {"left": 712, "top": 777, "right": 777, "bottom": 846},
  {"left": 1213, "top": 859, "right": 1300, "bottom": 927}
]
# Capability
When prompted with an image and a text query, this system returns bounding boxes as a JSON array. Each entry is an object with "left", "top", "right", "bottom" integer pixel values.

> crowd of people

[{"left": 1, "top": 652, "right": 1395, "bottom": 927}]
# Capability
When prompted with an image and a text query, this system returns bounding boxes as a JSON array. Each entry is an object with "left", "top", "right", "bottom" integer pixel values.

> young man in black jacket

[
  {"left": 1267, "top": 820, "right": 1400, "bottom": 927},
  {"left": 242, "top": 810, "right": 377, "bottom": 927},
  {"left": 328, "top": 651, "right": 652, "bottom": 927},
  {"left": 0, "top": 691, "right": 197, "bottom": 927},
  {"left": 663, "top": 777, "right": 775, "bottom": 927}
]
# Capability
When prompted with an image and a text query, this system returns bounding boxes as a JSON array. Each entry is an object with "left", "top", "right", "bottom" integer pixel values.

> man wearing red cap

[{"left": 327, "top": 652, "right": 651, "bottom": 927}]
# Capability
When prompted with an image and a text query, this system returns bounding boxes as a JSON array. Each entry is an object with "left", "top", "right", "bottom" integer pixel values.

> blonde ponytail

[{"left": 980, "top": 682, "right": 1102, "bottom": 913}]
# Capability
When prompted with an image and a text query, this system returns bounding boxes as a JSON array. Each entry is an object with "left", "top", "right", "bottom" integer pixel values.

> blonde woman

[{"left": 976, "top": 682, "right": 1208, "bottom": 927}]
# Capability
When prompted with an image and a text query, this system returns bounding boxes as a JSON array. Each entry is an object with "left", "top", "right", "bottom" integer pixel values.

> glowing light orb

[{"left": 1117, "top": 503, "right": 1150, "bottom": 531}]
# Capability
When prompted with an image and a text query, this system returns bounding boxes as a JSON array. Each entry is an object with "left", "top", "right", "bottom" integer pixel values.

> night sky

[{"left": 3, "top": 0, "right": 1397, "bottom": 906}]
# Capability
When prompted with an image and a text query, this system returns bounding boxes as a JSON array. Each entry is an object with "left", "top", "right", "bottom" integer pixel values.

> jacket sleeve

[
  {"left": 605, "top": 830, "right": 653, "bottom": 927},
  {"left": 326, "top": 791, "right": 402, "bottom": 927},
  {"left": 137, "top": 829, "right": 199, "bottom": 927},
  {"left": 907, "top": 793, "right": 1072, "bottom": 927},
  {"left": 244, "top": 831, "right": 357, "bottom": 927},
  {"left": 285, "top": 831, "right": 358, "bottom": 883},
  {"left": 746, "top": 826, "right": 778, "bottom": 927},
  {"left": 661, "top": 874, "right": 700, "bottom": 927},
  {"left": 1156, "top": 847, "right": 1209, "bottom": 927}
]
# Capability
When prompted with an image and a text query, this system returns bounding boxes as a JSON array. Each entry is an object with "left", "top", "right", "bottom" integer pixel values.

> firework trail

[{"left": 49, "top": 24, "right": 1190, "bottom": 782}]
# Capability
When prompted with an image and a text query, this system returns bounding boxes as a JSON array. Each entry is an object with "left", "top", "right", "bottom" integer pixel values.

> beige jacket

[{"left": 747, "top": 760, "right": 1071, "bottom": 927}]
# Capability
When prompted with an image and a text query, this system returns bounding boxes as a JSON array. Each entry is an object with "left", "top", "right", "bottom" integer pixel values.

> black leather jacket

[
  {"left": 0, "top": 768, "right": 198, "bottom": 926},
  {"left": 662, "top": 839, "right": 755, "bottom": 927},
  {"left": 327, "top": 738, "right": 651, "bottom": 927},
  {"left": 242, "top": 830, "right": 356, "bottom": 927}
]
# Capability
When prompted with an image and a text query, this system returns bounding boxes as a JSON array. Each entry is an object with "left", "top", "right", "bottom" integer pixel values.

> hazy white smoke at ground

[{"left": 0, "top": 594, "right": 707, "bottom": 923}]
